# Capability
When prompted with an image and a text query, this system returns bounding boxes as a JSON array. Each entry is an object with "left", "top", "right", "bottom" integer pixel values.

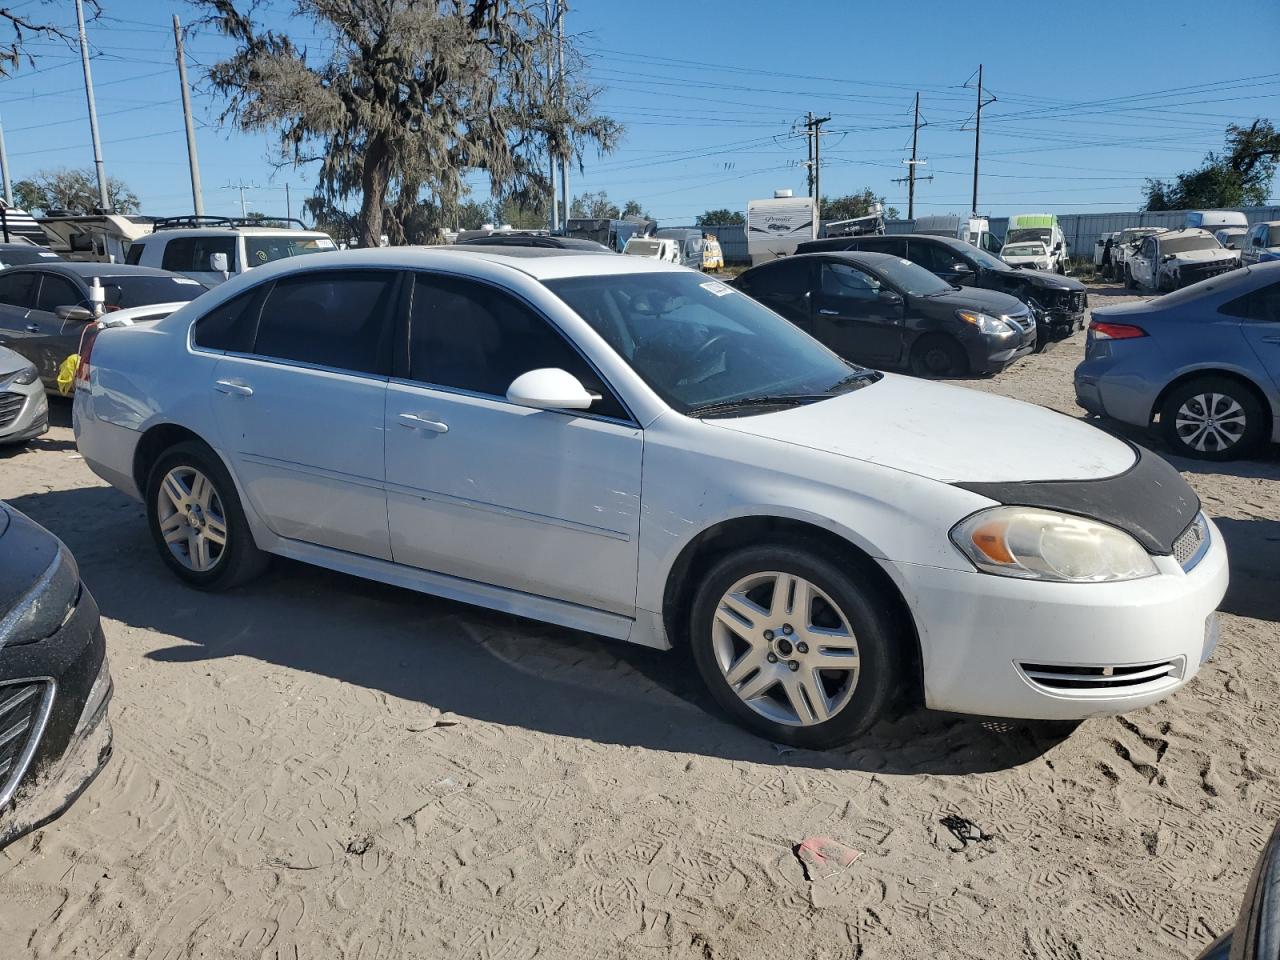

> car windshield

[
  {"left": 1161, "top": 236, "right": 1221, "bottom": 255},
  {"left": 1003, "top": 243, "right": 1048, "bottom": 257},
  {"left": 243, "top": 235, "right": 334, "bottom": 267},
  {"left": 871, "top": 257, "right": 953, "bottom": 296},
  {"left": 94, "top": 274, "right": 205, "bottom": 310},
  {"left": 1006, "top": 228, "right": 1052, "bottom": 245},
  {"left": 544, "top": 272, "right": 873, "bottom": 415}
]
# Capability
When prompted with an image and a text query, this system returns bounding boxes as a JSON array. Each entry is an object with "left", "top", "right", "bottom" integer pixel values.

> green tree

[
  {"left": 820, "top": 190, "right": 897, "bottom": 222},
  {"left": 1145, "top": 120, "right": 1280, "bottom": 211},
  {"left": 496, "top": 196, "right": 549, "bottom": 229},
  {"left": 197, "top": 0, "right": 620, "bottom": 248},
  {"left": 0, "top": 3, "right": 99, "bottom": 76},
  {"left": 695, "top": 208, "right": 744, "bottom": 226},
  {"left": 621, "top": 199, "right": 648, "bottom": 219},
  {"left": 12, "top": 167, "right": 139, "bottom": 214},
  {"left": 570, "top": 191, "right": 619, "bottom": 219}
]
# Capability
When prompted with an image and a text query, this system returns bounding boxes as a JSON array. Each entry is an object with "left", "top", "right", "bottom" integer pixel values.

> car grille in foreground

[
  {"left": 0, "top": 391, "right": 24, "bottom": 429},
  {"left": 1019, "top": 659, "right": 1185, "bottom": 694},
  {"left": 1003, "top": 311, "right": 1035, "bottom": 332},
  {"left": 1172, "top": 514, "right": 1211, "bottom": 571},
  {"left": 0, "top": 680, "right": 54, "bottom": 807}
]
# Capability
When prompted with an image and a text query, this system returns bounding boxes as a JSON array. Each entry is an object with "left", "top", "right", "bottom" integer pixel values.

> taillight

[
  {"left": 1090, "top": 321, "right": 1147, "bottom": 340},
  {"left": 76, "top": 323, "right": 102, "bottom": 387}
]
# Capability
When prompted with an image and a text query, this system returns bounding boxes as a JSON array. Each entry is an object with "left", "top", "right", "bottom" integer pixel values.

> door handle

[
  {"left": 398, "top": 413, "right": 449, "bottom": 434},
  {"left": 214, "top": 379, "right": 254, "bottom": 397},
  {"left": 1262, "top": 336, "right": 1280, "bottom": 345},
  {"left": 818, "top": 308, "right": 840, "bottom": 316}
]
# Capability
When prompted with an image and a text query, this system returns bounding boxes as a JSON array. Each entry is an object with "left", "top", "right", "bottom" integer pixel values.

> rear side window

[
  {"left": 124, "top": 242, "right": 144, "bottom": 265},
  {"left": 742, "top": 259, "right": 810, "bottom": 296},
  {"left": 904, "top": 240, "right": 954, "bottom": 273},
  {"left": 408, "top": 273, "right": 627, "bottom": 420},
  {"left": 192, "top": 290, "right": 261, "bottom": 352},
  {"left": 253, "top": 270, "right": 396, "bottom": 375},
  {"left": 35, "top": 274, "right": 82, "bottom": 312},
  {"left": 0, "top": 271, "right": 37, "bottom": 307},
  {"left": 161, "top": 236, "right": 237, "bottom": 273},
  {"left": 1221, "top": 282, "right": 1280, "bottom": 323}
]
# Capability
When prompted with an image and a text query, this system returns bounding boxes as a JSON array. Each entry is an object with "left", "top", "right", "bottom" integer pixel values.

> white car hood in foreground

[{"left": 710, "top": 374, "right": 1136, "bottom": 483}]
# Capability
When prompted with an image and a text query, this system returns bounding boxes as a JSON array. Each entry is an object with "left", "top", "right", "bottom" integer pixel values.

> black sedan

[
  {"left": 0, "top": 501, "right": 112, "bottom": 848},
  {"left": 733, "top": 251, "right": 1036, "bottom": 377},
  {"left": 797, "top": 233, "right": 1087, "bottom": 349}
]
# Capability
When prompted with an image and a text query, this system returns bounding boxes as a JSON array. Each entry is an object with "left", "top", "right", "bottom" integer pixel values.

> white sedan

[{"left": 72, "top": 247, "right": 1228, "bottom": 747}]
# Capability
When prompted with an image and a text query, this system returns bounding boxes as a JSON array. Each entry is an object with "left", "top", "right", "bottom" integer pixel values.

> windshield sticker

[{"left": 700, "top": 280, "right": 733, "bottom": 297}]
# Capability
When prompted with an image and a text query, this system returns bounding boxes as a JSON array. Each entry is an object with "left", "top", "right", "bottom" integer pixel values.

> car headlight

[
  {"left": 2, "top": 363, "right": 38, "bottom": 387},
  {"left": 950, "top": 507, "right": 1157, "bottom": 582},
  {"left": 0, "top": 545, "right": 80, "bottom": 649},
  {"left": 956, "top": 310, "right": 1014, "bottom": 336}
]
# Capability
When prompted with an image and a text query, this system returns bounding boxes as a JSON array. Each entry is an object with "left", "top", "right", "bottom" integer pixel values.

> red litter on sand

[{"left": 795, "top": 836, "right": 861, "bottom": 881}]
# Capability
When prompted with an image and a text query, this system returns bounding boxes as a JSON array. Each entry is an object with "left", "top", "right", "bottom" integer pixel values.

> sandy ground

[{"left": 1, "top": 282, "right": 1278, "bottom": 960}]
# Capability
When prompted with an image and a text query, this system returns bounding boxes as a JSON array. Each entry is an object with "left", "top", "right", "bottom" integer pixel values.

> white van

[
  {"left": 746, "top": 190, "right": 817, "bottom": 265},
  {"left": 1186, "top": 210, "right": 1248, "bottom": 234},
  {"left": 913, "top": 215, "right": 1001, "bottom": 254},
  {"left": 128, "top": 217, "right": 336, "bottom": 286},
  {"left": 622, "top": 236, "right": 679, "bottom": 263},
  {"left": 1005, "top": 214, "right": 1068, "bottom": 273}
]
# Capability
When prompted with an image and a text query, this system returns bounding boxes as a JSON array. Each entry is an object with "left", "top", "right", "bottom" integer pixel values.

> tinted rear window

[{"left": 244, "top": 235, "right": 334, "bottom": 267}]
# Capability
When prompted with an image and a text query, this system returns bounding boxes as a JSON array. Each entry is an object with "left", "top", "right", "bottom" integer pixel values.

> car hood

[
  {"left": 1006, "top": 268, "right": 1085, "bottom": 291},
  {"left": 1167, "top": 249, "right": 1232, "bottom": 264},
  {"left": 709, "top": 375, "right": 1136, "bottom": 483},
  {"left": 0, "top": 346, "right": 31, "bottom": 377},
  {"left": 923, "top": 285, "right": 1029, "bottom": 316}
]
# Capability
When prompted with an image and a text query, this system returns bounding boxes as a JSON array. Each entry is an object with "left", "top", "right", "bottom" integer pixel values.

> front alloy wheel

[
  {"left": 711, "top": 571, "right": 860, "bottom": 727},
  {"left": 689, "top": 545, "right": 904, "bottom": 748}
]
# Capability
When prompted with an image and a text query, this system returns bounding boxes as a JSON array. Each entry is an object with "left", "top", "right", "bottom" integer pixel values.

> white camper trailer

[{"left": 746, "top": 190, "right": 816, "bottom": 265}]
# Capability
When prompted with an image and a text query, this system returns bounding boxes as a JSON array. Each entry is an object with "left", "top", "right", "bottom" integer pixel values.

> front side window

[
  {"left": 904, "top": 240, "right": 955, "bottom": 274},
  {"left": 253, "top": 270, "right": 396, "bottom": 375},
  {"left": 545, "top": 271, "right": 865, "bottom": 414},
  {"left": 820, "top": 262, "right": 880, "bottom": 300},
  {"left": 407, "top": 273, "right": 627, "bottom": 420},
  {"left": 35, "top": 274, "right": 81, "bottom": 312}
]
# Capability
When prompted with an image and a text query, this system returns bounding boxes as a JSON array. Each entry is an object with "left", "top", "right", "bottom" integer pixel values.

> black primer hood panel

[{"left": 955, "top": 443, "right": 1199, "bottom": 555}]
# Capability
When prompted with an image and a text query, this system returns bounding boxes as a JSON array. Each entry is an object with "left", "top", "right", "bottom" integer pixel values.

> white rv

[{"left": 746, "top": 190, "right": 816, "bottom": 265}]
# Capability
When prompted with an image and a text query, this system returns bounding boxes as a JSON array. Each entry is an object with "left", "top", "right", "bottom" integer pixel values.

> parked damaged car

[
  {"left": 1125, "top": 228, "right": 1239, "bottom": 292},
  {"left": 797, "top": 233, "right": 1087, "bottom": 349},
  {"left": 0, "top": 502, "right": 113, "bottom": 848}
]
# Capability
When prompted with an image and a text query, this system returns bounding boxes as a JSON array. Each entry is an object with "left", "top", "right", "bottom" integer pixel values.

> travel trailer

[
  {"left": 37, "top": 212, "right": 154, "bottom": 263},
  {"left": 746, "top": 189, "right": 817, "bottom": 265}
]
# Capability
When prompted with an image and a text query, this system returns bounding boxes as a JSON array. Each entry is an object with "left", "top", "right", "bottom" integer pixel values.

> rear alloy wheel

[
  {"left": 910, "top": 335, "right": 969, "bottom": 378},
  {"left": 146, "top": 440, "right": 268, "bottom": 589},
  {"left": 689, "top": 545, "right": 903, "bottom": 748},
  {"left": 1159, "top": 377, "right": 1265, "bottom": 461}
]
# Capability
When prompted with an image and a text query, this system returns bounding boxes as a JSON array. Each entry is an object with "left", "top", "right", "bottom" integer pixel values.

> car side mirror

[
  {"left": 209, "top": 252, "right": 229, "bottom": 273},
  {"left": 1053, "top": 243, "right": 1063, "bottom": 252},
  {"left": 506, "top": 368, "right": 595, "bottom": 411},
  {"left": 56, "top": 305, "right": 94, "bottom": 322},
  {"left": 950, "top": 263, "right": 970, "bottom": 273}
]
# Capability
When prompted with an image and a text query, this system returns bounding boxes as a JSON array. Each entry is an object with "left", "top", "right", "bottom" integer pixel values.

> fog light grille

[{"left": 1019, "top": 659, "right": 1182, "bottom": 692}]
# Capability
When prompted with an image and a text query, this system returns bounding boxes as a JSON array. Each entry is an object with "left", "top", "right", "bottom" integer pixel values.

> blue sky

[{"left": 1, "top": 0, "right": 1277, "bottom": 225}]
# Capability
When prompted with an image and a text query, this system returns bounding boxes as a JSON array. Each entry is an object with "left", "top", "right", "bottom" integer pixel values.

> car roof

[{"left": 1, "top": 262, "right": 184, "bottom": 279}]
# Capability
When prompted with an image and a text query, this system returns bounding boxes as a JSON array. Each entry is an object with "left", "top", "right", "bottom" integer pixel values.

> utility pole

[
  {"left": 0, "top": 114, "right": 12, "bottom": 206},
  {"left": 286, "top": 183, "right": 292, "bottom": 222},
  {"left": 891, "top": 93, "right": 933, "bottom": 219},
  {"left": 805, "top": 111, "right": 814, "bottom": 199},
  {"left": 811, "top": 114, "right": 830, "bottom": 217},
  {"left": 223, "top": 181, "right": 256, "bottom": 218},
  {"left": 968, "top": 65, "right": 995, "bottom": 217},
  {"left": 544, "top": 0, "right": 559, "bottom": 231},
  {"left": 75, "top": 0, "right": 110, "bottom": 210},
  {"left": 556, "top": 2, "right": 569, "bottom": 227},
  {"left": 173, "top": 15, "right": 204, "bottom": 216}
]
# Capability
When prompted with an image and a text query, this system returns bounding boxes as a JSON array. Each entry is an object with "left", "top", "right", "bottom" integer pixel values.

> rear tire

[
  {"left": 688, "top": 544, "right": 905, "bottom": 749},
  {"left": 910, "top": 335, "right": 970, "bottom": 378},
  {"left": 1158, "top": 376, "right": 1266, "bottom": 461},
  {"left": 146, "top": 440, "right": 269, "bottom": 590},
  {"left": 1124, "top": 266, "right": 1135, "bottom": 289}
]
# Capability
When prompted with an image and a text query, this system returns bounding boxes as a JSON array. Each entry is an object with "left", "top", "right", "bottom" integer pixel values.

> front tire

[
  {"left": 688, "top": 545, "right": 905, "bottom": 749},
  {"left": 910, "top": 335, "right": 970, "bottom": 378},
  {"left": 1124, "top": 266, "right": 1135, "bottom": 289},
  {"left": 1158, "top": 376, "right": 1266, "bottom": 461},
  {"left": 146, "top": 440, "right": 268, "bottom": 590}
]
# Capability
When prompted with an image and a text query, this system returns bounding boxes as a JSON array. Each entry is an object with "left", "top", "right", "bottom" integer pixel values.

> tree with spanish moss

[{"left": 195, "top": 0, "right": 620, "bottom": 248}]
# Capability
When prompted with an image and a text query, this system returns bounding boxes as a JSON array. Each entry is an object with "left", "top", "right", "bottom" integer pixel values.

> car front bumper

[
  {"left": 0, "top": 584, "right": 114, "bottom": 848},
  {"left": 0, "top": 382, "right": 49, "bottom": 444},
  {"left": 885, "top": 517, "right": 1228, "bottom": 720}
]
